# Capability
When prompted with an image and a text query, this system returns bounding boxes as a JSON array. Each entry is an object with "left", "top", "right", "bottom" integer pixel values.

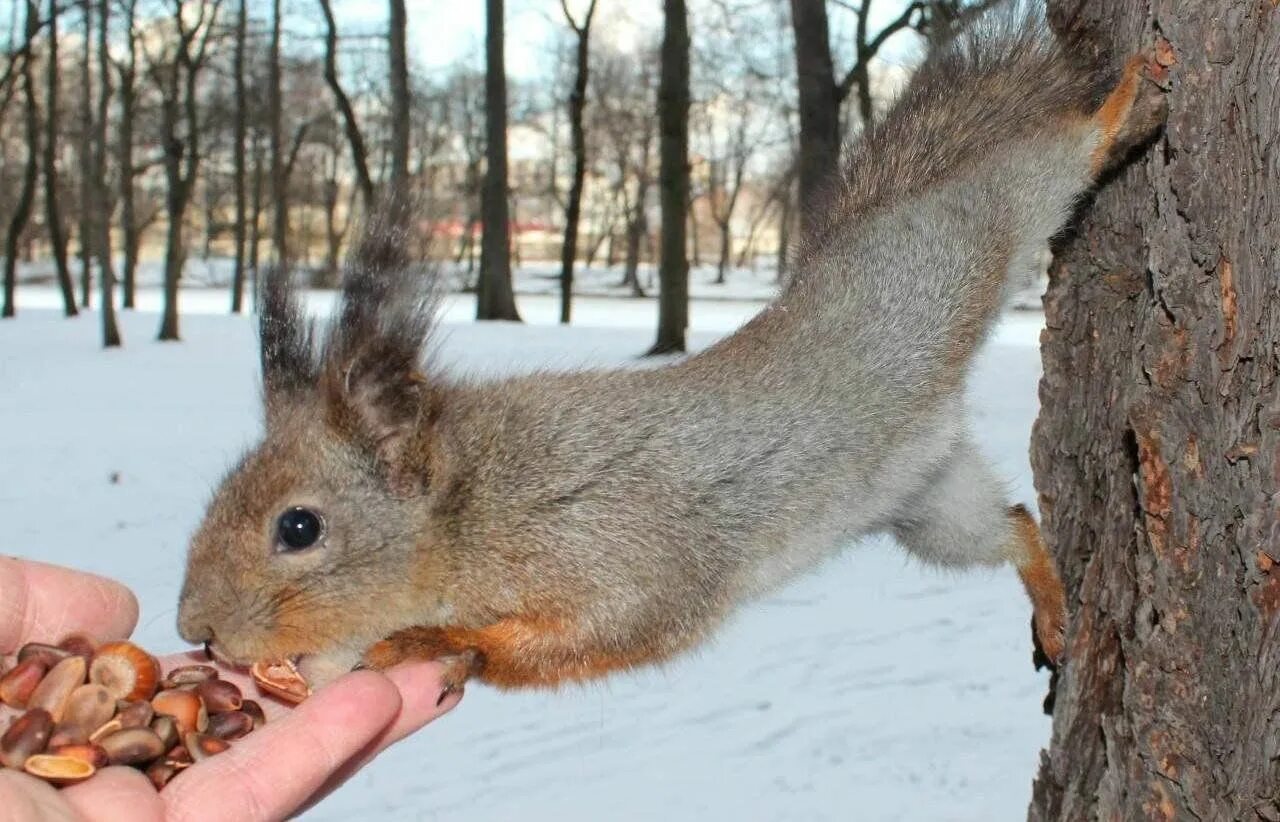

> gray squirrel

[{"left": 176, "top": 5, "right": 1165, "bottom": 698}]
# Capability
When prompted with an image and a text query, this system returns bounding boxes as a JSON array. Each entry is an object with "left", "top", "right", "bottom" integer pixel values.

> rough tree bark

[
  {"left": 788, "top": 0, "right": 840, "bottom": 225},
  {"left": 43, "top": 0, "right": 77, "bottom": 317},
  {"left": 388, "top": 0, "right": 410, "bottom": 205},
  {"left": 230, "top": 0, "right": 248, "bottom": 313},
  {"left": 2, "top": 1, "right": 40, "bottom": 320},
  {"left": 78, "top": 0, "right": 93, "bottom": 309},
  {"left": 557, "top": 0, "right": 598, "bottom": 325},
  {"left": 318, "top": 0, "right": 375, "bottom": 209},
  {"left": 476, "top": 0, "right": 521, "bottom": 321},
  {"left": 1029, "top": 1, "right": 1279, "bottom": 820},
  {"left": 116, "top": 0, "right": 140, "bottom": 309},
  {"left": 268, "top": 0, "right": 287, "bottom": 266},
  {"left": 94, "top": 0, "right": 120, "bottom": 346},
  {"left": 649, "top": 0, "right": 690, "bottom": 355}
]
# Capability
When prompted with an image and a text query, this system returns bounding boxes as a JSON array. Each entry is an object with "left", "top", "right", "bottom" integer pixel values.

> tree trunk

[
  {"left": 649, "top": 0, "right": 690, "bottom": 355},
  {"left": 95, "top": 0, "right": 119, "bottom": 346},
  {"left": 476, "top": 0, "right": 520, "bottom": 321},
  {"left": 117, "top": 0, "right": 138, "bottom": 309},
  {"left": 788, "top": 0, "right": 839, "bottom": 229},
  {"left": 268, "top": 0, "right": 287, "bottom": 266},
  {"left": 44, "top": 0, "right": 77, "bottom": 317},
  {"left": 158, "top": 86, "right": 185, "bottom": 341},
  {"left": 2, "top": 2, "right": 40, "bottom": 320},
  {"left": 1029, "top": 2, "right": 1280, "bottom": 820},
  {"left": 318, "top": 0, "right": 375, "bottom": 208},
  {"left": 557, "top": 0, "right": 598, "bottom": 326},
  {"left": 388, "top": 0, "right": 410, "bottom": 205},
  {"left": 78, "top": 0, "right": 93, "bottom": 309},
  {"left": 230, "top": 0, "right": 248, "bottom": 313}
]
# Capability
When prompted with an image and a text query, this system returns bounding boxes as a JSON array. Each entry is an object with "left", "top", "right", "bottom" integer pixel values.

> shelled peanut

[{"left": 0, "top": 635, "right": 309, "bottom": 790}]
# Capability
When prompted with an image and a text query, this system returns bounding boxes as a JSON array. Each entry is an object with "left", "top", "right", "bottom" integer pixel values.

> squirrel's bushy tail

[{"left": 797, "top": 1, "right": 1112, "bottom": 265}]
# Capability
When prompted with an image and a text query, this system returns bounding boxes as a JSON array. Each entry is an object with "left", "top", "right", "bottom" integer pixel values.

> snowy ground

[{"left": 1, "top": 286, "right": 1053, "bottom": 821}]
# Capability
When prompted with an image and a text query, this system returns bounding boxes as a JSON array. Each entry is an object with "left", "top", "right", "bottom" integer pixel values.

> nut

[
  {"left": 56, "top": 635, "right": 98, "bottom": 661},
  {"left": 251, "top": 659, "right": 310, "bottom": 704},
  {"left": 146, "top": 760, "right": 180, "bottom": 790},
  {"left": 97, "top": 727, "right": 166, "bottom": 767},
  {"left": 161, "top": 664, "right": 219, "bottom": 689},
  {"left": 0, "top": 658, "right": 48, "bottom": 709},
  {"left": 150, "top": 715, "right": 180, "bottom": 751},
  {"left": 89, "top": 642, "right": 160, "bottom": 702},
  {"left": 88, "top": 718, "right": 123, "bottom": 744},
  {"left": 206, "top": 710, "right": 253, "bottom": 741},
  {"left": 47, "top": 725, "right": 91, "bottom": 748},
  {"left": 240, "top": 700, "right": 267, "bottom": 730},
  {"left": 23, "top": 754, "right": 96, "bottom": 786},
  {"left": 195, "top": 679, "right": 243, "bottom": 714},
  {"left": 61, "top": 685, "right": 117, "bottom": 736},
  {"left": 151, "top": 689, "right": 208, "bottom": 736},
  {"left": 17, "top": 643, "right": 73, "bottom": 669},
  {"left": 0, "top": 708, "right": 54, "bottom": 769},
  {"left": 48, "top": 743, "right": 110, "bottom": 770},
  {"left": 116, "top": 700, "right": 155, "bottom": 729},
  {"left": 183, "top": 732, "right": 230, "bottom": 762},
  {"left": 27, "top": 657, "right": 88, "bottom": 722}
]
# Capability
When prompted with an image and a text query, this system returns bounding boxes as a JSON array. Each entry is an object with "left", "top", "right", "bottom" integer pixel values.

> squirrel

[{"left": 177, "top": 4, "right": 1165, "bottom": 700}]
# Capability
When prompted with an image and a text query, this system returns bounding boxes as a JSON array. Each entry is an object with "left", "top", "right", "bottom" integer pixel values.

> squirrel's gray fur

[{"left": 178, "top": 2, "right": 1141, "bottom": 685}]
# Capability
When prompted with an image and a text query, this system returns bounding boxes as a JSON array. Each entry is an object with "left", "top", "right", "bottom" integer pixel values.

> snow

[{"left": 0, "top": 284, "right": 1052, "bottom": 821}]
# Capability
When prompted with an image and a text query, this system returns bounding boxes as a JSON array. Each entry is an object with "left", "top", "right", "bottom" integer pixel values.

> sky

[{"left": 336, "top": 0, "right": 926, "bottom": 79}]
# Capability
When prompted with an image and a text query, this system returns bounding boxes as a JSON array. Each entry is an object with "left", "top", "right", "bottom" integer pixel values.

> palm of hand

[{"left": 0, "top": 558, "right": 459, "bottom": 822}]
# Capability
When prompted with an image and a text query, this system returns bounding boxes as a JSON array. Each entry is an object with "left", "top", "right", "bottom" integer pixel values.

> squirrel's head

[{"left": 178, "top": 236, "right": 452, "bottom": 685}]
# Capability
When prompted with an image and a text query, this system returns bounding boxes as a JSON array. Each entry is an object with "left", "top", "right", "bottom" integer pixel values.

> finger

[
  {"left": 59, "top": 767, "right": 163, "bottom": 822},
  {"left": 162, "top": 671, "right": 402, "bottom": 822},
  {"left": 0, "top": 557, "right": 140, "bottom": 655},
  {"left": 290, "top": 662, "right": 461, "bottom": 817},
  {"left": 376, "top": 661, "right": 462, "bottom": 747},
  {"left": 0, "top": 770, "right": 80, "bottom": 822}
]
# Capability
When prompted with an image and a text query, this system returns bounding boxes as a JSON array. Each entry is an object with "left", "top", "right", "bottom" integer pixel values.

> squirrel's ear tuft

[
  {"left": 319, "top": 212, "right": 442, "bottom": 491},
  {"left": 260, "top": 266, "right": 318, "bottom": 419}
]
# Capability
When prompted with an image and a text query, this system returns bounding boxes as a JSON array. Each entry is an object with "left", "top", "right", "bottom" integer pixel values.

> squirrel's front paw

[{"left": 360, "top": 627, "right": 486, "bottom": 704}]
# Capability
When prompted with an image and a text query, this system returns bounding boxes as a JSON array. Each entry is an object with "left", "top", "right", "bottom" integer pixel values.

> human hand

[{"left": 0, "top": 557, "right": 461, "bottom": 821}]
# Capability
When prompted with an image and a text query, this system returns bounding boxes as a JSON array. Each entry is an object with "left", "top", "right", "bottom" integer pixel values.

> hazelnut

[{"left": 89, "top": 642, "right": 160, "bottom": 702}]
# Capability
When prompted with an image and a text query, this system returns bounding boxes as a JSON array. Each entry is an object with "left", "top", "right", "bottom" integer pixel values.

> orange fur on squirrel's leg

[
  {"left": 1007, "top": 505, "right": 1068, "bottom": 664},
  {"left": 361, "top": 617, "right": 673, "bottom": 693},
  {"left": 1087, "top": 55, "right": 1168, "bottom": 176}
]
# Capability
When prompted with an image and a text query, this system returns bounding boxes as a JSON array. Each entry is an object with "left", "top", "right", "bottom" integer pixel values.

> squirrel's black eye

[{"left": 277, "top": 507, "right": 324, "bottom": 551}]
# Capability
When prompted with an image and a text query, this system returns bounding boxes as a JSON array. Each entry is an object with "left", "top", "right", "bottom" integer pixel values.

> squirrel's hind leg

[{"left": 890, "top": 441, "right": 1067, "bottom": 664}]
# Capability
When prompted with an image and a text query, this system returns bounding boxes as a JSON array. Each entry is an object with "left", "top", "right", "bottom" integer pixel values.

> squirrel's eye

[{"left": 277, "top": 507, "right": 324, "bottom": 551}]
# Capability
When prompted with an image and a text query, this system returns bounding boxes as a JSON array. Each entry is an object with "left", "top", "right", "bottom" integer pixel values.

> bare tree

[
  {"left": 95, "top": 0, "right": 120, "bottom": 345},
  {"left": 1029, "top": 0, "right": 1279, "bottom": 818},
  {"left": 317, "top": 0, "right": 374, "bottom": 207},
  {"left": 77, "top": 0, "right": 93, "bottom": 308},
  {"left": 2, "top": 1, "right": 41, "bottom": 319},
  {"left": 229, "top": 0, "right": 248, "bottom": 313},
  {"left": 44, "top": 0, "right": 76, "bottom": 316},
  {"left": 649, "top": 0, "right": 691, "bottom": 355},
  {"left": 267, "top": 0, "right": 286, "bottom": 265},
  {"left": 476, "top": 0, "right": 520, "bottom": 321},
  {"left": 789, "top": 0, "right": 929, "bottom": 223},
  {"left": 113, "top": 0, "right": 141, "bottom": 309},
  {"left": 555, "top": 0, "right": 598, "bottom": 325},
  {"left": 388, "top": 0, "right": 410, "bottom": 204},
  {"left": 151, "top": 0, "right": 223, "bottom": 341}
]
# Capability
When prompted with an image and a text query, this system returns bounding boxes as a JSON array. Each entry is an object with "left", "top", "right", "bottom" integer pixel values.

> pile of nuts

[{"left": 0, "top": 635, "right": 310, "bottom": 790}]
